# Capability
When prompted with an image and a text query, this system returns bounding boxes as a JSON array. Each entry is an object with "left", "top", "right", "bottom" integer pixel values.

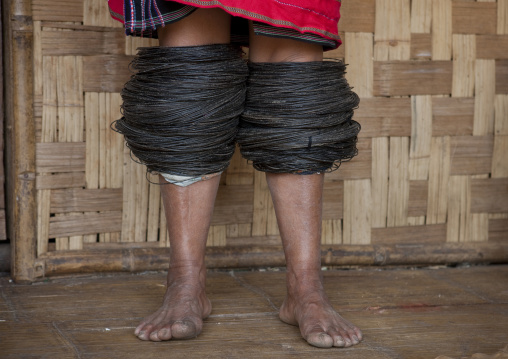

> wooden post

[
  {"left": 3, "top": 0, "right": 37, "bottom": 283},
  {"left": 0, "top": 0, "right": 6, "bottom": 243},
  {"left": 35, "top": 242, "right": 508, "bottom": 277},
  {"left": 0, "top": 243, "right": 11, "bottom": 272}
]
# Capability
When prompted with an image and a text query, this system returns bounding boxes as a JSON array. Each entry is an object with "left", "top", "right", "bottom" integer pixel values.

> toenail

[{"left": 352, "top": 335, "right": 359, "bottom": 343}]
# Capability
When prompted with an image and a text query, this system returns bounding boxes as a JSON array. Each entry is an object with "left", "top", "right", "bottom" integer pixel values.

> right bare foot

[{"left": 134, "top": 266, "right": 211, "bottom": 341}]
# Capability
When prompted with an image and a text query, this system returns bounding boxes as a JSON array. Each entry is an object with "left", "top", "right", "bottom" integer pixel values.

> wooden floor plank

[
  {"left": 0, "top": 285, "right": 17, "bottom": 322},
  {"left": 55, "top": 317, "right": 394, "bottom": 359},
  {"left": 235, "top": 268, "right": 492, "bottom": 310},
  {"left": 0, "top": 266, "right": 507, "bottom": 358},
  {"left": 2, "top": 322, "right": 78, "bottom": 358},
  {"left": 363, "top": 305, "right": 508, "bottom": 359},
  {"left": 425, "top": 265, "right": 508, "bottom": 303}
]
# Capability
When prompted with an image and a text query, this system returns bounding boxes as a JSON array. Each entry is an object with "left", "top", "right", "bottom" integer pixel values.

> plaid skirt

[{"left": 108, "top": 0, "right": 342, "bottom": 50}]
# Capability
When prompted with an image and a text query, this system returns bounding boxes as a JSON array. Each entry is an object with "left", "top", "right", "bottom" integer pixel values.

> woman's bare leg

[
  {"left": 134, "top": 8, "right": 230, "bottom": 341},
  {"left": 249, "top": 27, "right": 363, "bottom": 348}
]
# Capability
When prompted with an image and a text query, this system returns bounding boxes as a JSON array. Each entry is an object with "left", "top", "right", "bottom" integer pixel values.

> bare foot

[
  {"left": 279, "top": 271, "right": 363, "bottom": 348},
  {"left": 135, "top": 266, "right": 212, "bottom": 341}
]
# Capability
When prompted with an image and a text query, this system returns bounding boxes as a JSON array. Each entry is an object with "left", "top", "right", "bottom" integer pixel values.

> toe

[
  {"left": 354, "top": 327, "right": 363, "bottom": 341},
  {"left": 350, "top": 334, "right": 360, "bottom": 345},
  {"left": 171, "top": 320, "right": 199, "bottom": 339},
  {"left": 136, "top": 323, "right": 158, "bottom": 341},
  {"left": 327, "top": 328, "right": 346, "bottom": 347},
  {"left": 307, "top": 332, "right": 334, "bottom": 348},
  {"left": 343, "top": 337, "right": 354, "bottom": 347},
  {"left": 334, "top": 337, "right": 346, "bottom": 347},
  {"left": 334, "top": 319, "right": 362, "bottom": 346},
  {"left": 149, "top": 330, "right": 162, "bottom": 342},
  {"left": 135, "top": 312, "right": 162, "bottom": 338},
  {"left": 136, "top": 329, "right": 151, "bottom": 341},
  {"left": 157, "top": 327, "right": 172, "bottom": 341},
  {"left": 305, "top": 326, "right": 334, "bottom": 348},
  {"left": 134, "top": 322, "right": 146, "bottom": 336},
  {"left": 342, "top": 323, "right": 362, "bottom": 345},
  {"left": 341, "top": 318, "right": 363, "bottom": 342}
]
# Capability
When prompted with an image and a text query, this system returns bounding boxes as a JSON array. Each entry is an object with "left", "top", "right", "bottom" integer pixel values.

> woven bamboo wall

[{"left": 27, "top": 0, "right": 508, "bottom": 275}]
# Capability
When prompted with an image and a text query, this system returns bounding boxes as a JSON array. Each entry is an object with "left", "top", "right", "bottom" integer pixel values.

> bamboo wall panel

[{"left": 19, "top": 0, "right": 507, "bottom": 277}]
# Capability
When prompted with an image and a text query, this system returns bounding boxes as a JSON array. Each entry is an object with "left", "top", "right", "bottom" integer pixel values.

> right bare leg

[
  {"left": 135, "top": 174, "right": 220, "bottom": 341},
  {"left": 134, "top": 8, "right": 231, "bottom": 341}
]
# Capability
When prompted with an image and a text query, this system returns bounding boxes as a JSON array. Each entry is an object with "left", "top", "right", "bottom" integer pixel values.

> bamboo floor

[{"left": 1, "top": 265, "right": 508, "bottom": 359}]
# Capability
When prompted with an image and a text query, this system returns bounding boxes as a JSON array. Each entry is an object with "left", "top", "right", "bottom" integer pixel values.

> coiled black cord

[
  {"left": 237, "top": 61, "right": 360, "bottom": 174},
  {"left": 112, "top": 44, "right": 249, "bottom": 176}
]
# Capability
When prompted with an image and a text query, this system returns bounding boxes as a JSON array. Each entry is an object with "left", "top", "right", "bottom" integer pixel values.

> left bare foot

[{"left": 279, "top": 271, "right": 363, "bottom": 348}]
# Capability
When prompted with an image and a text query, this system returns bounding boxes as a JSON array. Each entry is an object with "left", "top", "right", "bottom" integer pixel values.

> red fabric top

[{"left": 108, "top": 0, "right": 341, "bottom": 46}]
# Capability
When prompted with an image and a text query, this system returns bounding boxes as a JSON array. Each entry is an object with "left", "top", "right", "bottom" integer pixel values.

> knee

[
  {"left": 157, "top": 8, "right": 231, "bottom": 47},
  {"left": 248, "top": 27, "right": 323, "bottom": 63},
  {"left": 260, "top": 50, "right": 323, "bottom": 63},
  {"left": 249, "top": 43, "right": 323, "bottom": 63}
]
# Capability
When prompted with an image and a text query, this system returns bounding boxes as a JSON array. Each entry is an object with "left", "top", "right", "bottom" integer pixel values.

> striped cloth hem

[
  {"left": 253, "top": 22, "right": 336, "bottom": 49},
  {"left": 116, "top": 0, "right": 340, "bottom": 49},
  {"left": 125, "top": 1, "right": 197, "bottom": 38}
]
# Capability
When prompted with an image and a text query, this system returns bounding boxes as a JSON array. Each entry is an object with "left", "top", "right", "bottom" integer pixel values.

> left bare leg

[
  {"left": 266, "top": 173, "right": 362, "bottom": 348},
  {"left": 248, "top": 27, "right": 363, "bottom": 348}
]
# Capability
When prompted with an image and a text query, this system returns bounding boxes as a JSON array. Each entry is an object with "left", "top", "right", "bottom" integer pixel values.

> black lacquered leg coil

[
  {"left": 113, "top": 44, "right": 249, "bottom": 177},
  {"left": 237, "top": 61, "right": 361, "bottom": 174}
]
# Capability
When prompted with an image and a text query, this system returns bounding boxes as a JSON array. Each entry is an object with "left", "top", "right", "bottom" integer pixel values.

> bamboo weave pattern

[{"left": 33, "top": 0, "right": 508, "bottom": 256}]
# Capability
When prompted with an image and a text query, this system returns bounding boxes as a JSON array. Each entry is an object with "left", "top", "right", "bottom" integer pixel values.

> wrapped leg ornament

[
  {"left": 113, "top": 45, "right": 249, "bottom": 178},
  {"left": 237, "top": 61, "right": 361, "bottom": 174}
]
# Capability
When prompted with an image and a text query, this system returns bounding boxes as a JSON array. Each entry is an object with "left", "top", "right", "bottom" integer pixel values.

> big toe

[
  {"left": 305, "top": 331, "right": 334, "bottom": 348},
  {"left": 171, "top": 320, "right": 200, "bottom": 339}
]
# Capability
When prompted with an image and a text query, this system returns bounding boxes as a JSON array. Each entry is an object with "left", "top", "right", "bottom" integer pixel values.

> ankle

[
  {"left": 286, "top": 267, "right": 325, "bottom": 295},
  {"left": 167, "top": 261, "right": 207, "bottom": 285}
]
